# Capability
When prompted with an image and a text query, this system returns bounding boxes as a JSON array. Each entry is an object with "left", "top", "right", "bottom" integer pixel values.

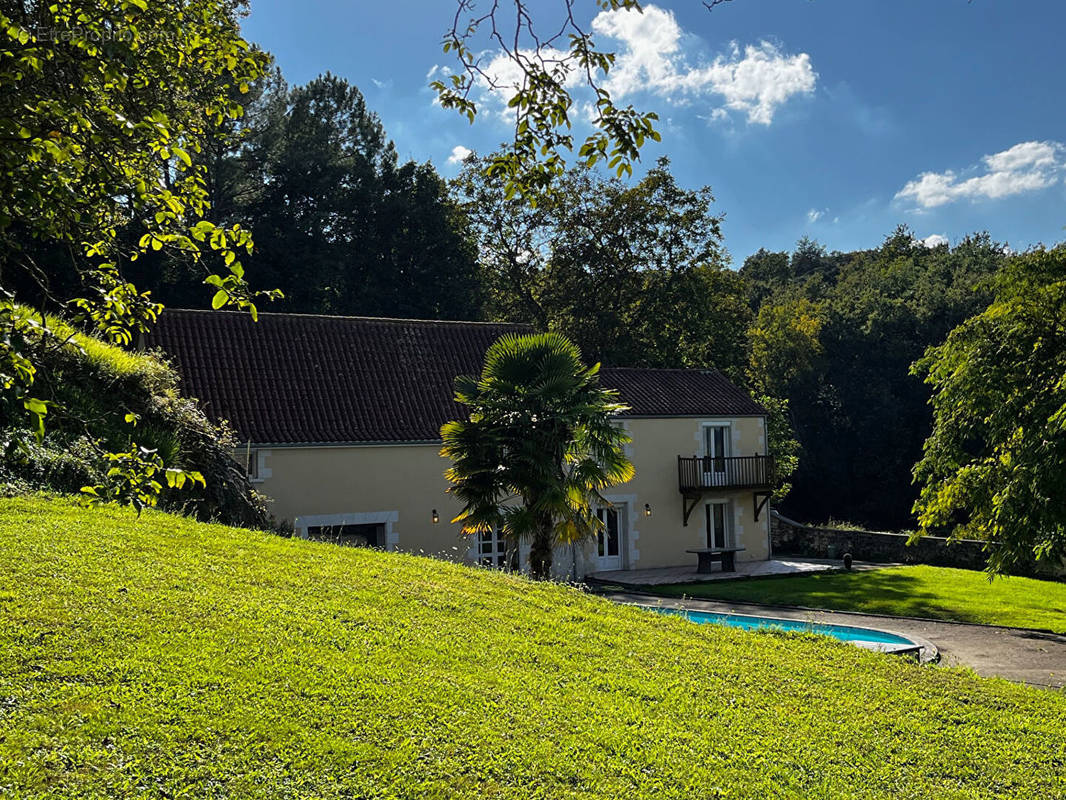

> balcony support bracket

[
  {"left": 753, "top": 490, "right": 771, "bottom": 522},
  {"left": 682, "top": 492, "right": 702, "bottom": 527}
]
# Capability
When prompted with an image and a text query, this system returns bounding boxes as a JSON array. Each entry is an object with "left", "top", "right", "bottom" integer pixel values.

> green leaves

[
  {"left": 79, "top": 443, "right": 207, "bottom": 515},
  {"left": 912, "top": 246, "right": 1066, "bottom": 574},
  {"left": 0, "top": 1, "right": 273, "bottom": 515},
  {"left": 433, "top": 0, "right": 659, "bottom": 204},
  {"left": 441, "top": 332, "right": 634, "bottom": 579}
]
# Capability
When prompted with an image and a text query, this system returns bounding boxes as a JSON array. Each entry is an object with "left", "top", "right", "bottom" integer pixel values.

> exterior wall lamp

[
  {"left": 431, "top": 509, "right": 439, "bottom": 524},
  {"left": 643, "top": 503, "right": 652, "bottom": 517}
]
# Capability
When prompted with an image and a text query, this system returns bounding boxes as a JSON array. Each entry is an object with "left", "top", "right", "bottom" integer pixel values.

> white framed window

[
  {"left": 477, "top": 529, "right": 508, "bottom": 568},
  {"left": 705, "top": 500, "right": 733, "bottom": 549},
  {"left": 592, "top": 504, "right": 627, "bottom": 571},
  {"left": 294, "top": 511, "right": 398, "bottom": 551},
  {"left": 241, "top": 447, "right": 271, "bottom": 483}
]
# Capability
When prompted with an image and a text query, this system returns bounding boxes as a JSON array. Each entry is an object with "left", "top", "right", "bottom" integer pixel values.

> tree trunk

[{"left": 528, "top": 523, "right": 554, "bottom": 580}]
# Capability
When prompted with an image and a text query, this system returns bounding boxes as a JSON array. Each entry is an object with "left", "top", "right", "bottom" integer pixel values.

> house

[{"left": 147, "top": 309, "right": 774, "bottom": 579}]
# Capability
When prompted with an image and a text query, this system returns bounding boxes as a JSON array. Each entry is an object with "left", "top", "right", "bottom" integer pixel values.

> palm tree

[{"left": 441, "top": 332, "right": 635, "bottom": 579}]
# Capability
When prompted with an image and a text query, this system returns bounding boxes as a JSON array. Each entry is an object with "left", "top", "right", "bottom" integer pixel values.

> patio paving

[{"left": 588, "top": 557, "right": 894, "bottom": 587}]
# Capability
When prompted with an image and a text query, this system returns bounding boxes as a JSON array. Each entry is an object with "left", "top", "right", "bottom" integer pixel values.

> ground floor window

[
  {"left": 307, "top": 522, "right": 384, "bottom": 548},
  {"left": 705, "top": 501, "right": 731, "bottom": 549},
  {"left": 477, "top": 529, "right": 508, "bottom": 568}
]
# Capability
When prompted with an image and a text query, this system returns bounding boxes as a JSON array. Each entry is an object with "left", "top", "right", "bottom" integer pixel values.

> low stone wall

[{"left": 770, "top": 511, "right": 990, "bottom": 571}]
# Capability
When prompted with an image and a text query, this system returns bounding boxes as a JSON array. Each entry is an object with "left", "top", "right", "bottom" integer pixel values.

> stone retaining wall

[{"left": 770, "top": 511, "right": 991, "bottom": 570}]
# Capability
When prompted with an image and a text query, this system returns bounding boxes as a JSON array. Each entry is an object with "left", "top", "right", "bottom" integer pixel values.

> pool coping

[
  {"left": 608, "top": 587, "right": 1065, "bottom": 638},
  {"left": 615, "top": 593, "right": 941, "bottom": 664}
]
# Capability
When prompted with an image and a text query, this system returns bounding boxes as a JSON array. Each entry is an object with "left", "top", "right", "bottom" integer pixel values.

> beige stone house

[{"left": 149, "top": 310, "right": 774, "bottom": 579}]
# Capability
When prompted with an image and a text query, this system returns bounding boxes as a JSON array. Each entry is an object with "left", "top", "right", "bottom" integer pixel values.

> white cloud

[
  {"left": 447, "top": 145, "right": 473, "bottom": 165},
  {"left": 921, "top": 234, "right": 949, "bottom": 248},
  {"left": 688, "top": 42, "right": 817, "bottom": 125},
  {"left": 896, "top": 141, "right": 1065, "bottom": 209},
  {"left": 591, "top": 5, "right": 817, "bottom": 124},
  {"left": 807, "top": 208, "right": 824, "bottom": 223},
  {"left": 371, "top": 78, "right": 392, "bottom": 90},
  {"left": 472, "top": 45, "right": 578, "bottom": 119},
  {"left": 464, "top": 4, "right": 815, "bottom": 126}
]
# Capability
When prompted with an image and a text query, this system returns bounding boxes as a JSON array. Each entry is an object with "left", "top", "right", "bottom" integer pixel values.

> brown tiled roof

[
  {"left": 600, "top": 367, "right": 767, "bottom": 418},
  {"left": 146, "top": 310, "right": 765, "bottom": 445}
]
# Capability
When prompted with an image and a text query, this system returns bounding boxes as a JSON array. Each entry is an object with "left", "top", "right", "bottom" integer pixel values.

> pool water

[{"left": 646, "top": 606, "right": 921, "bottom": 655}]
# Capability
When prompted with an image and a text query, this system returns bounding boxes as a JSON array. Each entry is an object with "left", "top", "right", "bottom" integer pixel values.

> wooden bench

[{"left": 686, "top": 547, "right": 746, "bottom": 574}]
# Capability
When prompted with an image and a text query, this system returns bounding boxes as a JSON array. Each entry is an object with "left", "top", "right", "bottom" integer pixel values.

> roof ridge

[
  {"left": 162, "top": 308, "right": 532, "bottom": 327},
  {"left": 601, "top": 365, "right": 720, "bottom": 373}
]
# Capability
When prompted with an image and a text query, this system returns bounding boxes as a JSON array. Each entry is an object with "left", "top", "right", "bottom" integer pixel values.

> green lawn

[
  {"left": 1, "top": 497, "right": 1064, "bottom": 798},
  {"left": 647, "top": 565, "right": 1066, "bottom": 633}
]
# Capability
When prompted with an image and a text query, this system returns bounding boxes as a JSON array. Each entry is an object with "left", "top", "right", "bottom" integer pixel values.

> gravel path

[{"left": 606, "top": 591, "right": 1066, "bottom": 690}]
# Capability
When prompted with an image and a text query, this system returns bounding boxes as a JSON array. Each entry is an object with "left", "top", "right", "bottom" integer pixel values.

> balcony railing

[{"left": 678, "top": 455, "right": 775, "bottom": 493}]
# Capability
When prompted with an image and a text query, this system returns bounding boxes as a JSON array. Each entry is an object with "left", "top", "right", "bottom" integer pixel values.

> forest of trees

[{"left": 3, "top": 45, "right": 1058, "bottom": 563}]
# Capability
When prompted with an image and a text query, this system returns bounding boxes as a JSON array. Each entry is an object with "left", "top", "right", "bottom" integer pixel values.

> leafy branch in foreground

[
  {"left": 79, "top": 442, "right": 205, "bottom": 516},
  {"left": 1, "top": 1, "right": 277, "bottom": 435},
  {"left": 1, "top": 2, "right": 281, "bottom": 504},
  {"left": 434, "top": 1, "right": 732, "bottom": 202}
]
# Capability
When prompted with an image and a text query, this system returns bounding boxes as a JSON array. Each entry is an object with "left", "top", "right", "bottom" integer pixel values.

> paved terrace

[{"left": 589, "top": 557, "right": 893, "bottom": 587}]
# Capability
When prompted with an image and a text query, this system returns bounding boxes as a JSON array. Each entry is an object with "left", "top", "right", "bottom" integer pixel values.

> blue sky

[{"left": 242, "top": 0, "right": 1066, "bottom": 265}]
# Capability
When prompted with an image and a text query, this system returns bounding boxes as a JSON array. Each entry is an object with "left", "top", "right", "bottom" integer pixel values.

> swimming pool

[{"left": 645, "top": 606, "right": 923, "bottom": 656}]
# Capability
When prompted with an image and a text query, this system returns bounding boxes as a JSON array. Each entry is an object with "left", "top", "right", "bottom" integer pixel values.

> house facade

[{"left": 148, "top": 310, "right": 774, "bottom": 579}]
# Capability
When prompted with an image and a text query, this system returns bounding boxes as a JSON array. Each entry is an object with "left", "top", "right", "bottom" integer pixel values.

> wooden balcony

[
  {"left": 678, "top": 455, "right": 775, "bottom": 492},
  {"left": 678, "top": 455, "right": 775, "bottom": 526}
]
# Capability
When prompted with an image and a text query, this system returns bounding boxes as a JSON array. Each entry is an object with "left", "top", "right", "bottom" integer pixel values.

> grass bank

[
  {"left": 1, "top": 497, "right": 1063, "bottom": 798},
  {"left": 647, "top": 565, "right": 1066, "bottom": 633}
]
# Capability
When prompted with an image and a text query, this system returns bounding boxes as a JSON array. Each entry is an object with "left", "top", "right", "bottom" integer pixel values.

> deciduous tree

[
  {"left": 1, "top": 0, "right": 272, "bottom": 449},
  {"left": 912, "top": 246, "right": 1066, "bottom": 574},
  {"left": 456, "top": 155, "right": 748, "bottom": 375}
]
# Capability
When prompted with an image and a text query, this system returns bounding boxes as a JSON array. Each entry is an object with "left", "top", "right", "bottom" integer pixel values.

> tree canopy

[
  {"left": 129, "top": 73, "right": 484, "bottom": 320},
  {"left": 741, "top": 228, "right": 1008, "bottom": 529},
  {"left": 1, "top": 0, "right": 274, "bottom": 507},
  {"left": 456, "top": 155, "right": 750, "bottom": 376},
  {"left": 912, "top": 246, "right": 1066, "bottom": 573}
]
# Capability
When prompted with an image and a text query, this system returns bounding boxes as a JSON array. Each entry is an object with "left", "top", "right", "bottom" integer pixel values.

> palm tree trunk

[{"left": 528, "top": 520, "right": 554, "bottom": 580}]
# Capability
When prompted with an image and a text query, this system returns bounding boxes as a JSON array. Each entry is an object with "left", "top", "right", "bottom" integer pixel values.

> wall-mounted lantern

[
  {"left": 643, "top": 503, "right": 652, "bottom": 518},
  {"left": 432, "top": 509, "right": 440, "bottom": 524}
]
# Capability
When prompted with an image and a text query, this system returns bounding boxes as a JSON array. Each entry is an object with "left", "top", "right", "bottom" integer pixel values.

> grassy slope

[
  {"left": 648, "top": 566, "right": 1066, "bottom": 633},
  {"left": 1, "top": 498, "right": 1063, "bottom": 799}
]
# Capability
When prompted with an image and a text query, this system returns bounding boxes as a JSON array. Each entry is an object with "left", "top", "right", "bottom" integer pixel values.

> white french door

[
  {"left": 594, "top": 505, "right": 625, "bottom": 571},
  {"left": 705, "top": 501, "right": 731, "bottom": 549},
  {"left": 702, "top": 424, "right": 731, "bottom": 487},
  {"left": 476, "top": 529, "right": 508, "bottom": 568}
]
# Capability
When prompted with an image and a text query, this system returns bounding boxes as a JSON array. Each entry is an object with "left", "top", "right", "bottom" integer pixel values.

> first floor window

[
  {"left": 477, "top": 529, "right": 508, "bottom": 568},
  {"left": 705, "top": 501, "right": 730, "bottom": 549}
]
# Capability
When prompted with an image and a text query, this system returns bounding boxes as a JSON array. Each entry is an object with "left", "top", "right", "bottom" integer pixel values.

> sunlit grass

[
  {"left": 650, "top": 565, "right": 1066, "bottom": 633},
  {"left": 1, "top": 496, "right": 1063, "bottom": 798}
]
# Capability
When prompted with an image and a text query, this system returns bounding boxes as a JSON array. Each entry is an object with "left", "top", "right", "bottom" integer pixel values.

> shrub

[{"left": 0, "top": 311, "right": 267, "bottom": 527}]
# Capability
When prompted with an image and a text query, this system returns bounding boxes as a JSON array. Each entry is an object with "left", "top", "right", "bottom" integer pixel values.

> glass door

[
  {"left": 595, "top": 506, "right": 624, "bottom": 571},
  {"left": 702, "top": 424, "right": 730, "bottom": 487},
  {"left": 476, "top": 529, "right": 508, "bottom": 568},
  {"left": 705, "top": 501, "right": 730, "bottom": 549}
]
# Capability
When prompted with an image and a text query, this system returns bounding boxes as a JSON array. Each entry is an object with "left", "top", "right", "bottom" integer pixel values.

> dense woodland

[{"left": 1, "top": 64, "right": 1053, "bottom": 542}]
